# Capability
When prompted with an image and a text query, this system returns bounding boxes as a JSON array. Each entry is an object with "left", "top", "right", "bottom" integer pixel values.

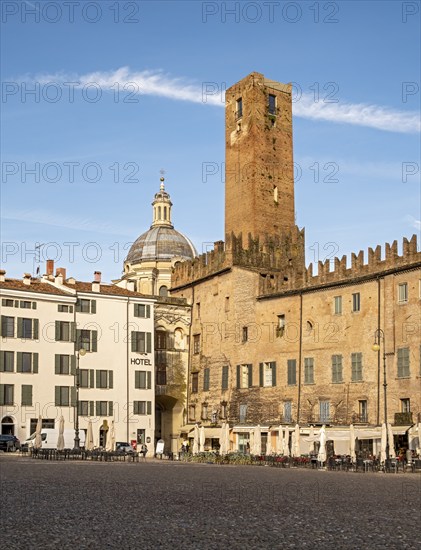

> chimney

[
  {"left": 55, "top": 273, "right": 63, "bottom": 285},
  {"left": 94, "top": 271, "right": 101, "bottom": 283},
  {"left": 0, "top": 270, "right": 5, "bottom": 282},
  {"left": 67, "top": 277, "right": 76, "bottom": 285},
  {"left": 23, "top": 273, "right": 31, "bottom": 286},
  {"left": 56, "top": 267, "right": 67, "bottom": 280},
  {"left": 46, "top": 260, "right": 54, "bottom": 277}
]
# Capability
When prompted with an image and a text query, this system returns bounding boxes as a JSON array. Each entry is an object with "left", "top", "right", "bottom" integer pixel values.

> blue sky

[{"left": 1, "top": 0, "right": 420, "bottom": 282}]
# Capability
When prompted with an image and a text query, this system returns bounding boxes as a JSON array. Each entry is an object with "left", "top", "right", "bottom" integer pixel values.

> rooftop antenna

[{"left": 33, "top": 243, "right": 45, "bottom": 278}]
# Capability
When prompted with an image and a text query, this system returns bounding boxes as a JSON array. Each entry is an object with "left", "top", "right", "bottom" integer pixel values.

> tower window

[
  {"left": 236, "top": 98, "right": 243, "bottom": 119},
  {"left": 164, "top": 206, "right": 167, "bottom": 220},
  {"left": 273, "top": 186, "right": 278, "bottom": 204},
  {"left": 158, "top": 206, "right": 161, "bottom": 220},
  {"left": 268, "top": 94, "right": 276, "bottom": 115}
]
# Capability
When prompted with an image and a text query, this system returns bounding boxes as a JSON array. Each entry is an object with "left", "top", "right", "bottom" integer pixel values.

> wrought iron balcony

[{"left": 394, "top": 412, "right": 412, "bottom": 425}]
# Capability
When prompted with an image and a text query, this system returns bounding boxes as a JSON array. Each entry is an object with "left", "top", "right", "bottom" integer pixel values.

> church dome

[
  {"left": 126, "top": 226, "right": 196, "bottom": 263},
  {"left": 125, "top": 177, "right": 197, "bottom": 265}
]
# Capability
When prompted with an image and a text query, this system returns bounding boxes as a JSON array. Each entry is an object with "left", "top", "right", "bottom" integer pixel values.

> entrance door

[{"left": 1, "top": 416, "right": 15, "bottom": 435}]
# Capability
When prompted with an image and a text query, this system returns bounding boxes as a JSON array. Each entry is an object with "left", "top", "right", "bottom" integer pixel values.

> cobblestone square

[{"left": 1, "top": 455, "right": 420, "bottom": 549}]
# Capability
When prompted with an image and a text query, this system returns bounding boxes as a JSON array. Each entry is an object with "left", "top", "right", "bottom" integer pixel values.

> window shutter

[
  {"left": 17, "top": 317, "right": 23, "bottom": 338},
  {"left": 134, "top": 304, "right": 139, "bottom": 317},
  {"left": 108, "top": 401, "right": 113, "bottom": 416},
  {"left": 259, "top": 363, "right": 264, "bottom": 387},
  {"left": 147, "top": 401, "right": 151, "bottom": 415},
  {"left": 89, "top": 369, "right": 95, "bottom": 388},
  {"left": 0, "top": 316, "right": 5, "bottom": 337},
  {"left": 271, "top": 362, "right": 276, "bottom": 386},
  {"left": 22, "top": 385, "right": 32, "bottom": 406},
  {"left": 33, "top": 353, "right": 38, "bottom": 374},
  {"left": 146, "top": 332, "right": 152, "bottom": 353},
  {"left": 75, "top": 299, "right": 81, "bottom": 312},
  {"left": 32, "top": 302, "right": 36, "bottom": 310},
  {"left": 33, "top": 319, "right": 39, "bottom": 340},
  {"left": 134, "top": 371, "right": 140, "bottom": 389},
  {"left": 0, "top": 385, "right": 4, "bottom": 406},
  {"left": 147, "top": 371, "right": 151, "bottom": 389},
  {"left": 96, "top": 402, "right": 100, "bottom": 416},
  {"left": 131, "top": 332, "right": 137, "bottom": 352},
  {"left": 89, "top": 401, "right": 94, "bottom": 416},
  {"left": 146, "top": 305, "right": 150, "bottom": 318},
  {"left": 96, "top": 371, "right": 100, "bottom": 388},
  {"left": 55, "top": 386, "right": 60, "bottom": 406},
  {"left": 236, "top": 365, "right": 241, "bottom": 388},
  {"left": 17, "top": 352, "right": 22, "bottom": 373},
  {"left": 70, "top": 322, "right": 76, "bottom": 342},
  {"left": 248, "top": 364, "right": 253, "bottom": 388},
  {"left": 91, "top": 300, "right": 96, "bottom": 314},
  {"left": 70, "top": 356, "right": 76, "bottom": 375},
  {"left": 55, "top": 321, "right": 60, "bottom": 341},
  {"left": 0, "top": 352, "right": 4, "bottom": 372},
  {"left": 91, "top": 331, "right": 97, "bottom": 352},
  {"left": 76, "top": 329, "right": 81, "bottom": 350},
  {"left": 108, "top": 370, "right": 113, "bottom": 389},
  {"left": 55, "top": 355, "right": 60, "bottom": 374},
  {"left": 70, "top": 387, "right": 76, "bottom": 407},
  {"left": 1, "top": 299, "right": 5, "bottom": 306}
]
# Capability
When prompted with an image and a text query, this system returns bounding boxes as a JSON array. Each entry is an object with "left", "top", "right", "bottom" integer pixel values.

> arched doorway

[{"left": 1, "top": 416, "right": 15, "bottom": 435}]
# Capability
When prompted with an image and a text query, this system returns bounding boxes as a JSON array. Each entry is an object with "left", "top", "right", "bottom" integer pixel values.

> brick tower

[{"left": 225, "top": 72, "right": 295, "bottom": 242}]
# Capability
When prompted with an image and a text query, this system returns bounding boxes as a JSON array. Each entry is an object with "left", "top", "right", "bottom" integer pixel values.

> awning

[
  {"left": 178, "top": 425, "right": 195, "bottom": 435},
  {"left": 232, "top": 425, "right": 270, "bottom": 433},
  {"left": 392, "top": 425, "right": 413, "bottom": 435},
  {"left": 188, "top": 427, "right": 222, "bottom": 439}
]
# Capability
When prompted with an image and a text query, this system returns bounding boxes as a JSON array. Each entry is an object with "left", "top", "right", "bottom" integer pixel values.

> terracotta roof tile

[{"left": 0, "top": 279, "right": 71, "bottom": 296}]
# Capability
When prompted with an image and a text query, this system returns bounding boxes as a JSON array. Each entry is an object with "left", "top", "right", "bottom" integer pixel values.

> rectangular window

[
  {"left": 55, "top": 355, "right": 73, "bottom": 375},
  {"left": 55, "top": 321, "right": 74, "bottom": 342},
  {"left": 156, "top": 367, "right": 166, "bottom": 385},
  {"left": 239, "top": 404, "right": 247, "bottom": 423},
  {"left": 135, "top": 370, "right": 151, "bottom": 389},
  {"left": 225, "top": 297, "right": 230, "bottom": 312},
  {"left": 131, "top": 331, "right": 152, "bottom": 353},
  {"left": 334, "top": 296, "right": 342, "bottom": 315},
  {"left": 134, "top": 304, "right": 151, "bottom": 318},
  {"left": 76, "top": 298, "right": 96, "bottom": 314},
  {"left": 133, "top": 401, "right": 151, "bottom": 415},
  {"left": 359, "top": 400, "right": 368, "bottom": 423},
  {"left": 189, "top": 405, "right": 196, "bottom": 421},
  {"left": 191, "top": 372, "right": 199, "bottom": 393},
  {"left": 193, "top": 334, "right": 200, "bottom": 355},
  {"left": 283, "top": 401, "right": 292, "bottom": 423},
  {"left": 78, "top": 401, "right": 89, "bottom": 416},
  {"left": 203, "top": 368, "right": 210, "bottom": 391},
  {"left": 1, "top": 299, "right": 14, "bottom": 307},
  {"left": 58, "top": 304, "right": 73, "bottom": 313},
  {"left": 76, "top": 329, "right": 98, "bottom": 352},
  {"left": 79, "top": 369, "right": 91, "bottom": 388},
  {"left": 96, "top": 370, "right": 113, "bottom": 389},
  {"left": 20, "top": 300, "right": 32, "bottom": 309},
  {"left": 196, "top": 302, "right": 200, "bottom": 318},
  {"left": 352, "top": 292, "right": 361, "bottom": 312},
  {"left": 220, "top": 402, "right": 227, "bottom": 419},
  {"left": 277, "top": 314, "right": 285, "bottom": 337},
  {"left": 0, "top": 351, "right": 14, "bottom": 372},
  {"left": 332, "top": 355, "right": 343, "bottom": 383},
  {"left": 237, "top": 364, "right": 252, "bottom": 388},
  {"left": 0, "top": 384, "right": 14, "bottom": 406},
  {"left": 55, "top": 386, "right": 71, "bottom": 407},
  {"left": 96, "top": 401, "right": 112, "bottom": 416},
  {"left": 304, "top": 358, "right": 314, "bottom": 384},
  {"left": 351, "top": 352, "right": 363, "bottom": 381},
  {"left": 401, "top": 398, "right": 410, "bottom": 413},
  {"left": 268, "top": 94, "right": 276, "bottom": 115},
  {"left": 155, "top": 331, "right": 166, "bottom": 350},
  {"left": 16, "top": 317, "right": 38, "bottom": 339},
  {"left": 222, "top": 365, "right": 229, "bottom": 390},
  {"left": 16, "top": 352, "right": 38, "bottom": 374},
  {"left": 201, "top": 403, "right": 208, "bottom": 420},
  {"left": 1, "top": 316, "right": 15, "bottom": 338},
  {"left": 397, "top": 348, "right": 410, "bottom": 378},
  {"left": 398, "top": 283, "right": 408, "bottom": 303},
  {"left": 242, "top": 326, "right": 248, "bottom": 343},
  {"left": 260, "top": 362, "right": 276, "bottom": 387},
  {"left": 21, "top": 385, "right": 33, "bottom": 406},
  {"left": 236, "top": 97, "right": 243, "bottom": 118},
  {"left": 287, "top": 359, "right": 296, "bottom": 385},
  {"left": 319, "top": 400, "right": 330, "bottom": 423}
]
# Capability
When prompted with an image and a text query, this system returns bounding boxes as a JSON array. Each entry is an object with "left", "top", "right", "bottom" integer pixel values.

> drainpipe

[
  {"left": 126, "top": 298, "right": 130, "bottom": 442},
  {"left": 376, "top": 277, "right": 381, "bottom": 426},
  {"left": 297, "top": 292, "right": 303, "bottom": 423}
]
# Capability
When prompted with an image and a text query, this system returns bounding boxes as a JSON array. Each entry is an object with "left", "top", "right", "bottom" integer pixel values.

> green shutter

[
  {"left": 0, "top": 385, "right": 4, "bottom": 406},
  {"left": 259, "top": 363, "right": 264, "bottom": 387},
  {"left": 17, "top": 317, "right": 23, "bottom": 338},
  {"left": 55, "top": 386, "right": 60, "bottom": 406},
  {"left": 91, "top": 300, "right": 96, "bottom": 314},
  {"left": 55, "top": 355, "right": 60, "bottom": 374},
  {"left": 271, "top": 362, "right": 276, "bottom": 386},
  {"left": 248, "top": 364, "right": 253, "bottom": 388},
  {"left": 131, "top": 332, "right": 137, "bottom": 352},
  {"left": 33, "top": 319, "right": 39, "bottom": 340},
  {"left": 134, "top": 304, "right": 139, "bottom": 317},
  {"left": 146, "top": 332, "right": 152, "bottom": 353},
  {"left": 0, "top": 352, "right": 4, "bottom": 372},
  {"left": 108, "top": 401, "right": 113, "bottom": 416},
  {"left": 89, "top": 369, "right": 95, "bottom": 388},
  {"left": 33, "top": 353, "right": 38, "bottom": 374},
  {"left": 91, "top": 331, "right": 97, "bottom": 352},
  {"left": 55, "top": 321, "right": 60, "bottom": 341},
  {"left": 76, "top": 329, "right": 81, "bottom": 349},
  {"left": 17, "top": 352, "right": 22, "bottom": 373},
  {"left": 146, "top": 305, "right": 150, "bottom": 318},
  {"left": 147, "top": 401, "right": 151, "bottom": 415},
  {"left": 236, "top": 365, "right": 241, "bottom": 388},
  {"left": 0, "top": 316, "right": 5, "bottom": 337},
  {"left": 22, "top": 385, "right": 32, "bottom": 406},
  {"left": 96, "top": 370, "right": 100, "bottom": 388},
  {"left": 89, "top": 401, "right": 94, "bottom": 416},
  {"left": 70, "top": 387, "right": 76, "bottom": 407},
  {"left": 70, "top": 356, "right": 76, "bottom": 375},
  {"left": 70, "top": 322, "right": 76, "bottom": 342},
  {"left": 96, "top": 401, "right": 100, "bottom": 416},
  {"left": 147, "top": 371, "right": 151, "bottom": 389},
  {"left": 75, "top": 299, "right": 81, "bottom": 312},
  {"left": 32, "top": 302, "right": 37, "bottom": 310},
  {"left": 135, "top": 371, "right": 140, "bottom": 388},
  {"left": 109, "top": 370, "right": 113, "bottom": 389}
]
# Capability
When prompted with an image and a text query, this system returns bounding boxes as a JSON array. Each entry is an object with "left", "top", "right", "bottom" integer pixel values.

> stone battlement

[{"left": 259, "top": 235, "right": 420, "bottom": 295}]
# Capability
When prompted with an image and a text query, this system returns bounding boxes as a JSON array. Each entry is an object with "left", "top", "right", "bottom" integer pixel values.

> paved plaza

[{"left": 1, "top": 454, "right": 420, "bottom": 549}]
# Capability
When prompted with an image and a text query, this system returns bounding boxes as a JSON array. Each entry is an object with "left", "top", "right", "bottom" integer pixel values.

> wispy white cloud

[
  {"left": 16, "top": 67, "right": 421, "bottom": 134},
  {"left": 405, "top": 215, "right": 421, "bottom": 231}
]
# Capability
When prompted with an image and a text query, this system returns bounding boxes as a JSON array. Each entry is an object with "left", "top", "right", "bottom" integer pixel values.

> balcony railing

[{"left": 394, "top": 412, "right": 413, "bottom": 425}]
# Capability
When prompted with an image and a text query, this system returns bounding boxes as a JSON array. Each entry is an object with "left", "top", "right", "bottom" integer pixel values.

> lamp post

[
  {"left": 74, "top": 348, "right": 87, "bottom": 450},
  {"left": 372, "top": 329, "right": 389, "bottom": 459}
]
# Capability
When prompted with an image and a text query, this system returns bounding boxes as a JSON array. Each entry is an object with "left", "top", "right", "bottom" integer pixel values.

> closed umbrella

[
  {"left": 219, "top": 422, "right": 226, "bottom": 455},
  {"left": 283, "top": 427, "right": 290, "bottom": 457},
  {"left": 193, "top": 424, "right": 199, "bottom": 455},
  {"left": 57, "top": 416, "right": 65, "bottom": 451},
  {"left": 308, "top": 426, "right": 315, "bottom": 455},
  {"left": 276, "top": 426, "right": 283, "bottom": 454},
  {"left": 224, "top": 423, "right": 230, "bottom": 455},
  {"left": 294, "top": 424, "right": 301, "bottom": 457},
  {"left": 350, "top": 424, "right": 356, "bottom": 462},
  {"left": 106, "top": 420, "right": 115, "bottom": 452},
  {"left": 34, "top": 416, "right": 43, "bottom": 450},
  {"left": 380, "top": 423, "right": 387, "bottom": 463},
  {"left": 266, "top": 431, "right": 272, "bottom": 456},
  {"left": 317, "top": 425, "right": 327, "bottom": 465},
  {"left": 85, "top": 418, "right": 94, "bottom": 451},
  {"left": 417, "top": 422, "right": 421, "bottom": 456},
  {"left": 199, "top": 425, "right": 205, "bottom": 452},
  {"left": 387, "top": 423, "right": 394, "bottom": 458},
  {"left": 254, "top": 425, "right": 262, "bottom": 455}
]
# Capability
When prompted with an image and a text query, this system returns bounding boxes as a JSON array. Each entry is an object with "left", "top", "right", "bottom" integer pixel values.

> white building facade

[{"left": 0, "top": 266, "right": 155, "bottom": 450}]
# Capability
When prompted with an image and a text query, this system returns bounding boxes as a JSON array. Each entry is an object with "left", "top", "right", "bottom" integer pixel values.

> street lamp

[
  {"left": 74, "top": 348, "right": 87, "bottom": 450},
  {"left": 372, "top": 328, "right": 389, "bottom": 460}
]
